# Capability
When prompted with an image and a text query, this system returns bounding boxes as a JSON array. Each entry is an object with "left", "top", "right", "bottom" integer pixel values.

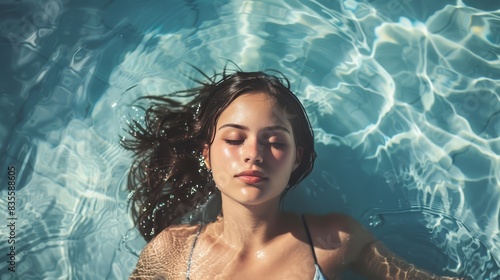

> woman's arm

[
  {"left": 345, "top": 217, "right": 466, "bottom": 280},
  {"left": 351, "top": 240, "right": 466, "bottom": 280},
  {"left": 129, "top": 225, "right": 200, "bottom": 279},
  {"left": 129, "top": 232, "right": 171, "bottom": 279}
]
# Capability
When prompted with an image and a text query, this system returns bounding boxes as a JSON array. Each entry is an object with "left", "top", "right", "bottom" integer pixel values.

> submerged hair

[{"left": 122, "top": 67, "right": 316, "bottom": 241}]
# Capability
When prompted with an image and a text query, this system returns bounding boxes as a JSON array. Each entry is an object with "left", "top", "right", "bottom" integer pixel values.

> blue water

[{"left": 0, "top": 0, "right": 499, "bottom": 279}]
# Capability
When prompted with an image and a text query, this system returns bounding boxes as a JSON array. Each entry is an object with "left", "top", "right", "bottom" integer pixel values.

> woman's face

[{"left": 204, "top": 92, "right": 302, "bottom": 205}]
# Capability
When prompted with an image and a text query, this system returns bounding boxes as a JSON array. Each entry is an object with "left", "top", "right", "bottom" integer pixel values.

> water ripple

[{"left": 1, "top": 0, "right": 499, "bottom": 279}]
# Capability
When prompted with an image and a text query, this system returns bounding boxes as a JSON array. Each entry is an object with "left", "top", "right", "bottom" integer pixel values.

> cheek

[
  {"left": 271, "top": 149, "right": 294, "bottom": 165},
  {"left": 211, "top": 143, "right": 234, "bottom": 162},
  {"left": 213, "top": 171, "right": 231, "bottom": 187},
  {"left": 210, "top": 145, "right": 238, "bottom": 186},
  {"left": 222, "top": 146, "right": 234, "bottom": 158}
]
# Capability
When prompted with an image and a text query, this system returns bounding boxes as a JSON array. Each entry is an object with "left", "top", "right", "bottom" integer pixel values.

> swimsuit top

[{"left": 186, "top": 214, "right": 327, "bottom": 280}]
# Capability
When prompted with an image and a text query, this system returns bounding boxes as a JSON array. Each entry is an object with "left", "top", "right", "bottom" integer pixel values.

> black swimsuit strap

[
  {"left": 186, "top": 224, "right": 204, "bottom": 280},
  {"left": 301, "top": 214, "right": 319, "bottom": 265}
]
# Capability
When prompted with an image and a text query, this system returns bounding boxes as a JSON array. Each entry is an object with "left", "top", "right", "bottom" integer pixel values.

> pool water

[{"left": 0, "top": 0, "right": 499, "bottom": 279}]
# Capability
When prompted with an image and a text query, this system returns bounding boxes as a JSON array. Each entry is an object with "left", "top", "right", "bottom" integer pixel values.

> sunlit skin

[
  {"left": 130, "top": 92, "right": 468, "bottom": 280},
  {"left": 201, "top": 92, "right": 303, "bottom": 256},
  {"left": 204, "top": 92, "right": 300, "bottom": 211}
]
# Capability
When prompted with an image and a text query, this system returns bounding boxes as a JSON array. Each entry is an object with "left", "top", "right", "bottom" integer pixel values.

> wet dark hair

[{"left": 122, "top": 68, "right": 316, "bottom": 241}]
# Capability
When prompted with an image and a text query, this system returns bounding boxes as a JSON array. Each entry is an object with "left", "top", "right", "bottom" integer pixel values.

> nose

[{"left": 243, "top": 139, "right": 264, "bottom": 164}]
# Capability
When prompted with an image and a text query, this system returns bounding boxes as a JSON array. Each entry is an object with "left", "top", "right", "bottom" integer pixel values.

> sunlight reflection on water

[{"left": 0, "top": 0, "right": 498, "bottom": 279}]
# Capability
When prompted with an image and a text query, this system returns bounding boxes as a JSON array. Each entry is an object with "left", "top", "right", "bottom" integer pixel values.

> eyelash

[
  {"left": 269, "top": 143, "right": 285, "bottom": 149},
  {"left": 224, "top": 140, "right": 285, "bottom": 149},
  {"left": 225, "top": 140, "right": 243, "bottom": 145}
]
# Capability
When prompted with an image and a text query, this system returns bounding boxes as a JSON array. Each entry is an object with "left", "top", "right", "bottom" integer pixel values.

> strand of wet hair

[{"left": 121, "top": 85, "right": 217, "bottom": 241}]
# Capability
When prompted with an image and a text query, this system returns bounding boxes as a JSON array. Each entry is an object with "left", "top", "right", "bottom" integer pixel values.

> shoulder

[
  {"left": 306, "top": 213, "right": 375, "bottom": 263},
  {"left": 129, "top": 224, "right": 203, "bottom": 279},
  {"left": 305, "top": 212, "right": 370, "bottom": 236},
  {"left": 142, "top": 223, "right": 202, "bottom": 255}
]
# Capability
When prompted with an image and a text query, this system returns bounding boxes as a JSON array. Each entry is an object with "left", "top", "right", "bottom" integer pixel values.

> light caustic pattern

[
  {"left": 0, "top": 0, "right": 499, "bottom": 279},
  {"left": 298, "top": 2, "right": 500, "bottom": 278},
  {"left": 296, "top": 2, "right": 500, "bottom": 279},
  {"left": 102, "top": 1, "right": 500, "bottom": 278}
]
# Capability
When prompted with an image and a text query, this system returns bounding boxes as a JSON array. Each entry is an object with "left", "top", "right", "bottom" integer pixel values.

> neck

[{"left": 214, "top": 195, "right": 289, "bottom": 253}]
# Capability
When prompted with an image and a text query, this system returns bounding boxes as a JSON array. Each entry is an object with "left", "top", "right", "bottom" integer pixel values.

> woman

[{"left": 123, "top": 69, "right": 465, "bottom": 279}]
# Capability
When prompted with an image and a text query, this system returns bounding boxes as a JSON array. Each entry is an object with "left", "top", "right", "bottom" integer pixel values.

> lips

[{"left": 235, "top": 170, "right": 267, "bottom": 184}]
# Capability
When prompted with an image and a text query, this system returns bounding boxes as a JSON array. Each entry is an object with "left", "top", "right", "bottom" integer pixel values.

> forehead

[{"left": 217, "top": 92, "right": 292, "bottom": 128}]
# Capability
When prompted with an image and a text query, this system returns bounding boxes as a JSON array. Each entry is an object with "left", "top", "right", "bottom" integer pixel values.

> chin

[{"left": 237, "top": 189, "right": 282, "bottom": 205}]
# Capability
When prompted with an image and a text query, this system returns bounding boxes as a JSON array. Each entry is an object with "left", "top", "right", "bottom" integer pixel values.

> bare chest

[{"left": 184, "top": 236, "right": 346, "bottom": 280}]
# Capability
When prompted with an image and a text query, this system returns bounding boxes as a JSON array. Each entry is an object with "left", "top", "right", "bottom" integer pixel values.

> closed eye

[
  {"left": 225, "top": 139, "right": 244, "bottom": 145},
  {"left": 269, "top": 142, "right": 285, "bottom": 149}
]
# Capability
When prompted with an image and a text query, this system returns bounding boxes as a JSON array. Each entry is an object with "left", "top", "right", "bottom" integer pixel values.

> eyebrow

[{"left": 218, "top": 123, "right": 290, "bottom": 134}]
